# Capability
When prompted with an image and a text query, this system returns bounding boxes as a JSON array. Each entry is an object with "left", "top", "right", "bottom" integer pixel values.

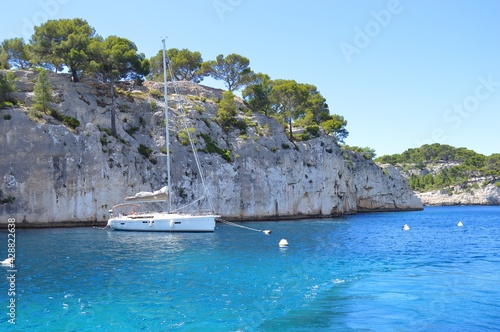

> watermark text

[
  {"left": 8, "top": 0, "right": 72, "bottom": 40},
  {"left": 213, "top": 0, "right": 243, "bottom": 21},
  {"left": 6, "top": 218, "right": 16, "bottom": 325},
  {"left": 415, "top": 74, "right": 499, "bottom": 146},
  {"left": 340, "top": 0, "right": 403, "bottom": 63}
]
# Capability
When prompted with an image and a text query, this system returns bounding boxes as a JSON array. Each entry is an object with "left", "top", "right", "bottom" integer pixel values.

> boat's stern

[
  {"left": 106, "top": 218, "right": 114, "bottom": 229},
  {"left": 107, "top": 209, "right": 117, "bottom": 229}
]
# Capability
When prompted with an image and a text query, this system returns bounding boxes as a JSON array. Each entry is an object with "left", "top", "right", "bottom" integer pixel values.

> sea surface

[{"left": 1, "top": 206, "right": 500, "bottom": 331}]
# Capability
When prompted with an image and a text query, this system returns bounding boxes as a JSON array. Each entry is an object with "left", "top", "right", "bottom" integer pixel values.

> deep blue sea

[{"left": 1, "top": 206, "right": 500, "bottom": 331}]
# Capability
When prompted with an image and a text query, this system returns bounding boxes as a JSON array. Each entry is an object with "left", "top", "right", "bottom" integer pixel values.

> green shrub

[
  {"left": 305, "top": 124, "right": 320, "bottom": 136},
  {"left": 150, "top": 89, "right": 163, "bottom": 99},
  {"left": 125, "top": 126, "right": 139, "bottom": 137},
  {"left": 149, "top": 100, "right": 157, "bottom": 110},
  {"left": 349, "top": 146, "right": 376, "bottom": 160},
  {"left": 194, "top": 105, "right": 205, "bottom": 113},
  {"left": 178, "top": 127, "right": 196, "bottom": 146},
  {"left": 298, "top": 133, "right": 310, "bottom": 141},
  {"left": 217, "top": 91, "right": 237, "bottom": 132},
  {"left": 62, "top": 116, "right": 80, "bottom": 129},
  {"left": 138, "top": 144, "right": 152, "bottom": 158},
  {"left": 0, "top": 101, "right": 14, "bottom": 109},
  {"left": 3, "top": 113, "right": 12, "bottom": 120},
  {"left": 199, "top": 133, "right": 231, "bottom": 162},
  {"left": 0, "top": 72, "right": 16, "bottom": 105},
  {"left": 49, "top": 109, "right": 80, "bottom": 129},
  {"left": 138, "top": 144, "right": 157, "bottom": 163},
  {"left": 0, "top": 195, "right": 15, "bottom": 204},
  {"left": 28, "top": 108, "right": 42, "bottom": 119},
  {"left": 99, "top": 127, "right": 113, "bottom": 136},
  {"left": 49, "top": 109, "right": 62, "bottom": 121},
  {"left": 234, "top": 119, "right": 247, "bottom": 132}
]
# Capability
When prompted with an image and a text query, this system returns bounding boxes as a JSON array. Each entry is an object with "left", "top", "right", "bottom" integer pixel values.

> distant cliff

[
  {"left": 402, "top": 162, "right": 500, "bottom": 206},
  {"left": 0, "top": 70, "right": 422, "bottom": 226},
  {"left": 375, "top": 144, "right": 500, "bottom": 206},
  {"left": 415, "top": 185, "right": 500, "bottom": 205}
]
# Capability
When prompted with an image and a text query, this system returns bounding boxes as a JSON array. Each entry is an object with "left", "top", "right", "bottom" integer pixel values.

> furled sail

[{"left": 124, "top": 186, "right": 168, "bottom": 203}]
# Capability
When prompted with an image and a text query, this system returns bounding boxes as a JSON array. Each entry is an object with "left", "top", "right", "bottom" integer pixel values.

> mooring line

[{"left": 217, "top": 218, "right": 271, "bottom": 234}]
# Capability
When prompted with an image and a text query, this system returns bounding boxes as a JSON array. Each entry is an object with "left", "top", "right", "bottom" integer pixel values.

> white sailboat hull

[{"left": 107, "top": 213, "right": 216, "bottom": 232}]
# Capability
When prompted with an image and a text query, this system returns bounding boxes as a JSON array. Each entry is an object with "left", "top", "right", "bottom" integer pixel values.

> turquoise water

[{"left": 1, "top": 206, "right": 500, "bottom": 331}]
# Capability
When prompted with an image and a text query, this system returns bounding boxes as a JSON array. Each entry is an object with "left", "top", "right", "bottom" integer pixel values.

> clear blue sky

[{"left": 2, "top": 0, "right": 499, "bottom": 157}]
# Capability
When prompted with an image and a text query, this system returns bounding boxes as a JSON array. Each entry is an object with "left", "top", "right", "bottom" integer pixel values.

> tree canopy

[
  {"left": 32, "top": 68, "right": 53, "bottom": 114},
  {"left": 88, "top": 35, "right": 150, "bottom": 136},
  {"left": 1, "top": 38, "right": 31, "bottom": 69},
  {"left": 217, "top": 90, "right": 237, "bottom": 132},
  {"left": 348, "top": 146, "right": 376, "bottom": 160},
  {"left": 242, "top": 73, "right": 272, "bottom": 115},
  {"left": 375, "top": 143, "right": 487, "bottom": 165},
  {"left": 149, "top": 48, "right": 205, "bottom": 83},
  {"left": 376, "top": 144, "right": 500, "bottom": 192},
  {"left": 243, "top": 77, "right": 348, "bottom": 142},
  {"left": 268, "top": 79, "right": 309, "bottom": 141},
  {"left": 200, "top": 53, "right": 254, "bottom": 91},
  {"left": 88, "top": 35, "right": 149, "bottom": 83},
  {"left": 0, "top": 72, "right": 16, "bottom": 107},
  {"left": 30, "top": 18, "right": 95, "bottom": 82},
  {"left": 321, "top": 114, "right": 348, "bottom": 143},
  {"left": 0, "top": 17, "right": 351, "bottom": 146},
  {"left": 0, "top": 47, "right": 9, "bottom": 69}
]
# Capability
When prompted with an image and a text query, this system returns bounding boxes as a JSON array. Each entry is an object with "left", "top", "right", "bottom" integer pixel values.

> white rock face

[
  {"left": 0, "top": 71, "right": 422, "bottom": 225},
  {"left": 416, "top": 184, "right": 500, "bottom": 205},
  {"left": 353, "top": 162, "right": 423, "bottom": 212}
]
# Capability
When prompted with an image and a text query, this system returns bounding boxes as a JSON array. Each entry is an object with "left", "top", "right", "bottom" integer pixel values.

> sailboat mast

[{"left": 162, "top": 38, "right": 172, "bottom": 213}]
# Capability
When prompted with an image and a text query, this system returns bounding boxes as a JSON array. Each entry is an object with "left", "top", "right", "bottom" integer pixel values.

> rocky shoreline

[{"left": 415, "top": 184, "right": 500, "bottom": 206}]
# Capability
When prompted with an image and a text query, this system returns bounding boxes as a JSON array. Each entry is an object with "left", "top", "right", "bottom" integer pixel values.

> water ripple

[{"left": 2, "top": 206, "right": 499, "bottom": 330}]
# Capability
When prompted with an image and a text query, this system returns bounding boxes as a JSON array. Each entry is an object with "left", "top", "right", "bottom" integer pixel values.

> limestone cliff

[
  {"left": 415, "top": 185, "right": 500, "bottom": 206},
  {"left": 0, "top": 70, "right": 422, "bottom": 226},
  {"left": 393, "top": 162, "right": 500, "bottom": 206}
]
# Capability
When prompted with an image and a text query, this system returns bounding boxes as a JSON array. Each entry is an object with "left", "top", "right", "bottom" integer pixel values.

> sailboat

[{"left": 107, "top": 39, "right": 217, "bottom": 232}]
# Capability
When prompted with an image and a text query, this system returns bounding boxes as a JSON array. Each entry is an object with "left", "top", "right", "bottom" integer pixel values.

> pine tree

[
  {"left": 0, "top": 72, "right": 16, "bottom": 105},
  {"left": 217, "top": 90, "right": 236, "bottom": 131},
  {"left": 32, "top": 69, "right": 53, "bottom": 114}
]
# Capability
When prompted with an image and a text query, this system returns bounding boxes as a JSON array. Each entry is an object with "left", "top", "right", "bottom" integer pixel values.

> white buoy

[
  {"left": 264, "top": 230, "right": 271, "bottom": 235},
  {"left": 457, "top": 221, "right": 463, "bottom": 227},
  {"left": 279, "top": 239, "right": 289, "bottom": 247},
  {"left": 402, "top": 224, "right": 410, "bottom": 231}
]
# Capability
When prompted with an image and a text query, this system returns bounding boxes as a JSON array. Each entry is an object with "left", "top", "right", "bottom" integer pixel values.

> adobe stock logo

[
  {"left": 442, "top": 75, "right": 499, "bottom": 129},
  {"left": 11, "top": 0, "right": 72, "bottom": 40},
  {"left": 415, "top": 74, "right": 499, "bottom": 146},
  {"left": 340, "top": 0, "right": 403, "bottom": 64},
  {"left": 213, "top": 0, "right": 243, "bottom": 21}
]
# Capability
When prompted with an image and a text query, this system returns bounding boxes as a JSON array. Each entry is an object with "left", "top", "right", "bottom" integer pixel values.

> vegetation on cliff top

[
  {"left": 0, "top": 17, "right": 353, "bottom": 146},
  {"left": 376, "top": 143, "right": 500, "bottom": 192}
]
